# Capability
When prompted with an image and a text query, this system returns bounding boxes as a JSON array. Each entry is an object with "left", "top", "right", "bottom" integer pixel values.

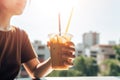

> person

[{"left": 0, "top": 0, "right": 75, "bottom": 80}]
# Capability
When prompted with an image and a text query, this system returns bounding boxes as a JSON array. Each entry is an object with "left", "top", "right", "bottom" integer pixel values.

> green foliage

[
  {"left": 74, "top": 56, "right": 85, "bottom": 72},
  {"left": 47, "top": 69, "right": 82, "bottom": 77},
  {"left": 58, "top": 69, "right": 82, "bottom": 77},
  {"left": 113, "top": 45, "right": 120, "bottom": 60},
  {"left": 47, "top": 70, "right": 60, "bottom": 77},
  {"left": 109, "top": 63, "right": 120, "bottom": 76},
  {"left": 48, "top": 56, "right": 99, "bottom": 77},
  {"left": 114, "top": 45, "right": 120, "bottom": 55},
  {"left": 46, "top": 44, "right": 120, "bottom": 77},
  {"left": 100, "top": 59, "right": 120, "bottom": 76},
  {"left": 74, "top": 56, "right": 99, "bottom": 76},
  {"left": 48, "top": 55, "right": 120, "bottom": 77}
]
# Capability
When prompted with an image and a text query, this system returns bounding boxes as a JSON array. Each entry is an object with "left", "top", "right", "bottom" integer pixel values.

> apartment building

[
  {"left": 83, "top": 31, "right": 99, "bottom": 48},
  {"left": 75, "top": 43, "right": 85, "bottom": 56},
  {"left": 32, "top": 40, "right": 50, "bottom": 62},
  {"left": 90, "top": 44, "right": 116, "bottom": 72}
]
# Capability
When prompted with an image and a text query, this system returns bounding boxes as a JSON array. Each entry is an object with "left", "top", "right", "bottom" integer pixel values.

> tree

[
  {"left": 109, "top": 63, "right": 120, "bottom": 76},
  {"left": 74, "top": 56, "right": 99, "bottom": 76},
  {"left": 100, "top": 59, "right": 120, "bottom": 76},
  {"left": 47, "top": 70, "right": 60, "bottom": 77},
  {"left": 47, "top": 68, "right": 82, "bottom": 77},
  {"left": 58, "top": 69, "right": 82, "bottom": 77},
  {"left": 113, "top": 45, "right": 120, "bottom": 60},
  {"left": 48, "top": 56, "right": 99, "bottom": 77}
]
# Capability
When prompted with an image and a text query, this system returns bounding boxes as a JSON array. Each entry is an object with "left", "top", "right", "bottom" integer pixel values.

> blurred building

[
  {"left": 90, "top": 44, "right": 116, "bottom": 72},
  {"left": 75, "top": 43, "right": 85, "bottom": 56},
  {"left": 83, "top": 31, "right": 99, "bottom": 48},
  {"left": 108, "top": 40, "right": 116, "bottom": 46},
  {"left": 32, "top": 40, "right": 50, "bottom": 62},
  {"left": 90, "top": 44, "right": 116, "bottom": 63}
]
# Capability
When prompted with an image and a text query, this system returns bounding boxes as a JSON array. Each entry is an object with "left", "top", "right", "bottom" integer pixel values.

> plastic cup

[{"left": 48, "top": 33, "right": 73, "bottom": 70}]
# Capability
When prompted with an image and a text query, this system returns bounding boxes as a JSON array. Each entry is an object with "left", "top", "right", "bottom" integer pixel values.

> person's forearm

[{"left": 33, "top": 57, "right": 53, "bottom": 78}]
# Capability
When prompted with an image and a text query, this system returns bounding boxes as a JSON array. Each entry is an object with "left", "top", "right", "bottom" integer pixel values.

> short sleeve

[{"left": 21, "top": 30, "right": 37, "bottom": 63}]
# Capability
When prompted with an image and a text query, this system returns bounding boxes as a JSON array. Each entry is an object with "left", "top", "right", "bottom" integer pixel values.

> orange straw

[{"left": 65, "top": 7, "right": 74, "bottom": 33}]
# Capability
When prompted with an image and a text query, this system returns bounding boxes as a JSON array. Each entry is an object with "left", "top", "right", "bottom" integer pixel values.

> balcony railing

[{"left": 16, "top": 77, "right": 120, "bottom": 80}]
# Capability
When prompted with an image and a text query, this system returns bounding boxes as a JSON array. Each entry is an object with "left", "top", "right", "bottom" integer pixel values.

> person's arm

[
  {"left": 23, "top": 57, "right": 53, "bottom": 79},
  {"left": 20, "top": 30, "right": 53, "bottom": 78},
  {"left": 23, "top": 41, "right": 75, "bottom": 79}
]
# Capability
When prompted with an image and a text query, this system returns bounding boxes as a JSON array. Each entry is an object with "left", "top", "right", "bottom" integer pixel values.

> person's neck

[{"left": 0, "top": 13, "right": 12, "bottom": 29}]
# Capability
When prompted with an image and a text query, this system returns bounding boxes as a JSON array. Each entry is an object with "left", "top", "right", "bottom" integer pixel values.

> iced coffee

[{"left": 49, "top": 33, "right": 72, "bottom": 70}]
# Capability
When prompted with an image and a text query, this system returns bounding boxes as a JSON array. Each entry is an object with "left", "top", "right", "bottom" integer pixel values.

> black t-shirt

[{"left": 0, "top": 26, "right": 37, "bottom": 80}]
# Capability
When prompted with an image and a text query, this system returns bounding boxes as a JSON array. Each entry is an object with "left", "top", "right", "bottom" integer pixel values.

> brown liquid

[
  {"left": 50, "top": 42, "right": 68, "bottom": 70},
  {"left": 49, "top": 34, "right": 72, "bottom": 70}
]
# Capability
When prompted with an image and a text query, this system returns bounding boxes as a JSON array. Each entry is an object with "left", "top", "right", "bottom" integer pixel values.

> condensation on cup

[{"left": 48, "top": 33, "right": 73, "bottom": 70}]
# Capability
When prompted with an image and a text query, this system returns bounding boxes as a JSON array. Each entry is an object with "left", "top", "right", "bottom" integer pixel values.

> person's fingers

[
  {"left": 68, "top": 58, "right": 73, "bottom": 63},
  {"left": 64, "top": 60, "right": 74, "bottom": 67},
  {"left": 65, "top": 41, "right": 75, "bottom": 47},
  {"left": 62, "top": 52, "right": 75, "bottom": 67},
  {"left": 62, "top": 52, "right": 75, "bottom": 59},
  {"left": 62, "top": 46, "right": 75, "bottom": 53}
]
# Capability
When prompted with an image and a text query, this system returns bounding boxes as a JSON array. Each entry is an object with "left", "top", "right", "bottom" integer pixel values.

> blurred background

[{"left": 11, "top": 0, "right": 120, "bottom": 78}]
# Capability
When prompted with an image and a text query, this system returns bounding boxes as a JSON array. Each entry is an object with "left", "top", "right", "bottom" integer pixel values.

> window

[{"left": 38, "top": 46, "right": 45, "bottom": 50}]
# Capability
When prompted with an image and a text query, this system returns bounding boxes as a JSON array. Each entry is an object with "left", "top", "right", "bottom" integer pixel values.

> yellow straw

[{"left": 65, "top": 7, "right": 74, "bottom": 33}]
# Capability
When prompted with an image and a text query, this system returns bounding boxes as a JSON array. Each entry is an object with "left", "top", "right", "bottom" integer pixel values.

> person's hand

[{"left": 61, "top": 41, "right": 75, "bottom": 67}]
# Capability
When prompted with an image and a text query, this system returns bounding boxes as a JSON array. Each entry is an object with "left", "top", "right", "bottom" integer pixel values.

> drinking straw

[
  {"left": 65, "top": 7, "right": 74, "bottom": 34},
  {"left": 58, "top": 12, "right": 61, "bottom": 36}
]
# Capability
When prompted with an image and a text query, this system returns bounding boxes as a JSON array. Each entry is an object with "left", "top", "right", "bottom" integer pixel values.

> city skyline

[{"left": 11, "top": 0, "right": 120, "bottom": 45}]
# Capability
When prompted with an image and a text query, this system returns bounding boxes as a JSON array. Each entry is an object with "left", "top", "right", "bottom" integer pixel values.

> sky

[{"left": 11, "top": 0, "right": 120, "bottom": 45}]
